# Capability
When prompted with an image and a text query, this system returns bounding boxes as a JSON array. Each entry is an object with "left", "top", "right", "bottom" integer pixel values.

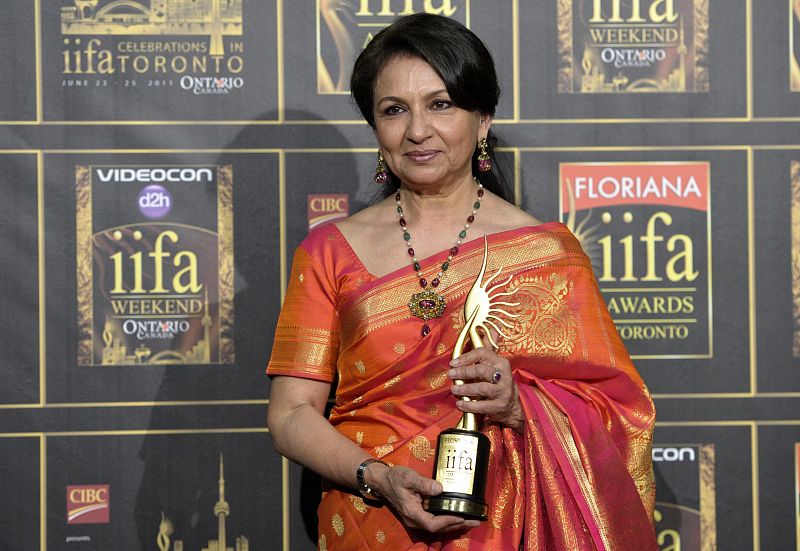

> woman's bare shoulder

[
  {"left": 333, "top": 198, "right": 395, "bottom": 245},
  {"left": 485, "top": 195, "right": 544, "bottom": 230}
]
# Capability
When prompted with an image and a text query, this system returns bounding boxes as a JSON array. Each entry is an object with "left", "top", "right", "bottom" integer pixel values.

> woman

[{"left": 267, "top": 13, "right": 657, "bottom": 550}]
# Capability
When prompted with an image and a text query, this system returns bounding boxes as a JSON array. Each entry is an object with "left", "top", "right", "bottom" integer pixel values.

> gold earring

[
  {"left": 374, "top": 151, "right": 389, "bottom": 184},
  {"left": 477, "top": 138, "right": 491, "bottom": 172}
]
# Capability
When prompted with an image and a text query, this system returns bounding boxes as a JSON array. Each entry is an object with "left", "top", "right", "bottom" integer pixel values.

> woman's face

[{"left": 372, "top": 55, "right": 491, "bottom": 191}]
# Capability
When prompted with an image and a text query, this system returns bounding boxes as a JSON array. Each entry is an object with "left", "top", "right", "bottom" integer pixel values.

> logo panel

[
  {"left": 796, "top": 443, "right": 800, "bottom": 544},
  {"left": 67, "top": 484, "right": 109, "bottom": 525},
  {"left": 793, "top": 1, "right": 800, "bottom": 91},
  {"left": 653, "top": 444, "right": 716, "bottom": 550},
  {"left": 308, "top": 194, "right": 349, "bottom": 231},
  {"left": 317, "top": 0, "right": 469, "bottom": 94},
  {"left": 59, "top": 0, "right": 243, "bottom": 92},
  {"left": 44, "top": 1, "right": 281, "bottom": 120},
  {"left": 792, "top": 161, "right": 800, "bottom": 357},
  {"left": 75, "top": 164, "right": 235, "bottom": 366},
  {"left": 558, "top": 0, "right": 709, "bottom": 93},
  {"left": 560, "top": 162, "right": 711, "bottom": 359}
]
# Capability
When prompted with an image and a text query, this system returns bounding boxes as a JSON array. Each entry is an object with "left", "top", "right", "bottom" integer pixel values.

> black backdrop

[{"left": 0, "top": 1, "right": 798, "bottom": 550}]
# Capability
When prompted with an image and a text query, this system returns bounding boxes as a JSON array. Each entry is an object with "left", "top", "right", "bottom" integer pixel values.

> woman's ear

[{"left": 479, "top": 113, "right": 493, "bottom": 138}]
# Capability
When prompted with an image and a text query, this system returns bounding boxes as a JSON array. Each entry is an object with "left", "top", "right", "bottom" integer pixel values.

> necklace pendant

[{"left": 409, "top": 289, "right": 446, "bottom": 321}]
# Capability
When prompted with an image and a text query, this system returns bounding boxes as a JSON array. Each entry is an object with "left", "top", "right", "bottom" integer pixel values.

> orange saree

[{"left": 267, "top": 222, "right": 657, "bottom": 550}]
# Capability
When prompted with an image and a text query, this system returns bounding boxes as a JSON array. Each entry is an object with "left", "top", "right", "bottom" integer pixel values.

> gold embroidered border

[
  {"left": 556, "top": 0, "right": 573, "bottom": 93},
  {"left": 700, "top": 444, "right": 716, "bottom": 551},
  {"left": 217, "top": 165, "right": 235, "bottom": 363},
  {"left": 499, "top": 273, "right": 577, "bottom": 360},
  {"left": 694, "top": 0, "right": 710, "bottom": 92},
  {"left": 535, "top": 388, "right": 612, "bottom": 551},
  {"left": 793, "top": 161, "right": 800, "bottom": 356},
  {"left": 76, "top": 166, "right": 93, "bottom": 365},
  {"left": 624, "top": 424, "right": 655, "bottom": 518},
  {"left": 269, "top": 326, "right": 339, "bottom": 377},
  {"left": 340, "top": 228, "right": 588, "bottom": 346}
]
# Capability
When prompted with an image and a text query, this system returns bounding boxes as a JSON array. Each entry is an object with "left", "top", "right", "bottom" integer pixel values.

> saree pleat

[{"left": 268, "top": 222, "right": 657, "bottom": 550}]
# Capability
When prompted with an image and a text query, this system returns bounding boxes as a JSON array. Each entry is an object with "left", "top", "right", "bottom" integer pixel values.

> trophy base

[{"left": 422, "top": 495, "right": 488, "bottom": 520}]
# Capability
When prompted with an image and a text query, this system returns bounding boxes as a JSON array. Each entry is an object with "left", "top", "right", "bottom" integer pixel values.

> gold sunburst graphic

[{"left": 563, "top": 177, "right": 603, "bottom": 269}]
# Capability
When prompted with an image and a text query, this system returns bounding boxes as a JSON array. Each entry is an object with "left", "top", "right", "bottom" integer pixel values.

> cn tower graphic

[
  {"left": 156, "top": 453, "right": 249, "bottom": 551},
  {"left": 212, "top": 453, "right": 230, "bottom": 551}
]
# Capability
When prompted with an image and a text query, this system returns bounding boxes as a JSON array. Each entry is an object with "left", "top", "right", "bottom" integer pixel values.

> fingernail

[{"left": 449, "top": 359, "right": 459, "bottom": 367}]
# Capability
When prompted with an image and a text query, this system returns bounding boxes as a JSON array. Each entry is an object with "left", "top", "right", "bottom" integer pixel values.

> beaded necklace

[{"left": 397, "top": 180, "right": 484, "bottom": 337}]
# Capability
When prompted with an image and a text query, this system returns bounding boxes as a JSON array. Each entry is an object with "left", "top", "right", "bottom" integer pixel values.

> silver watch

[{"left": 355, "top": 458, "right": 387, "bottom": 500}]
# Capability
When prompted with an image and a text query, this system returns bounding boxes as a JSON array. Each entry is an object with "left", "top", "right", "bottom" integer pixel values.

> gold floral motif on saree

[
  {"left": 499, "top": 273, "right": 576, "bottom": 360},
  {"left": 384, "top": 375, "right": 400, "bottom": 389},
  {"left": 319, "top": 534, "right": 327, "bottom": 550},
  {"left": 349, "top": 495, "right": 368, "bottom": 514},
  {"left": 408, "top": 435, "right": 435, "bottom": 461},
  {"left": 375, "top": 530, "right": 386, "bottom": 543},
  {"left": 451, "top": 309, "right": 465, "bottom": 331},
  {"left": 356, "top": 431, "right": 364, "bottom": 445},
  {"left": 426, "top": 404, "right": 440, "bottom": 416},
  {"left": 355, "top": 360, "right": 366, "bottom": 374},
  {"left": 374, "top": 435, "right": 397, "bottom": 458},
  {"left": 436, "top": 342, "right": 447, "bottom": 355},
  {"left": 393, "top": 343, "right": 406, "bottom": 354},
  {"left": 331, "top": 513, "right": 345, "bottom": 536},
  {"left": 383, "top": 402, "right": 395, "bottom": 415},
  {"left": 426, "top": 369, "right": 448, "bottom": 389}
]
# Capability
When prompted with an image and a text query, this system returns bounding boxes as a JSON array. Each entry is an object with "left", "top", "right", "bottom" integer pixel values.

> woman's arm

[
  {"left": 267, "top": 375, "right": 370, "bottom": 488},
  {"left": 267, "top": 375, "right": 479, "bottom": 532}
]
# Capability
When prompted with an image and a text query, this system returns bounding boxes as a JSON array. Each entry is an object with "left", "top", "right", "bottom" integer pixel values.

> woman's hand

[
  {"left": 448, "top": 346, "right": 525, "bottom": 432},
  {"left": 367, "top": 462, "right": 480, "bottom": 533}
]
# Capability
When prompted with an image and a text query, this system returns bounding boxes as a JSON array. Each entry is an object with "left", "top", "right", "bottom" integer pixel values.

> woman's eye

[
  {"left": 383, "top": 105, "right": 404, "bottom": 115},
  {"left": 431, "top": 100, "right": 452, "bottom": 110}
]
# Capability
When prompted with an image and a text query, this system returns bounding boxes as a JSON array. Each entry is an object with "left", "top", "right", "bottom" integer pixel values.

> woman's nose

[{"left": 405, "top": 110, "right": 433, "bottom": 143}]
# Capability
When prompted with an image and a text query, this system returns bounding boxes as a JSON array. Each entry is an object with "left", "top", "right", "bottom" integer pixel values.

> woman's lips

[{"left": 404, "top": 150, "right": 440, "bottom": 163}]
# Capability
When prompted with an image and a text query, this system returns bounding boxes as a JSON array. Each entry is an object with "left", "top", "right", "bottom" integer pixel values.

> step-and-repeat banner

[{"left": 1, "top": 1, "right": 799, "bottom": 549}]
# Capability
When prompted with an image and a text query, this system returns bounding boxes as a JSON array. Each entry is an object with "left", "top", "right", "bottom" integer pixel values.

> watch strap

[{"left": 355, "top": 458, "right": 387, "bottom": 499}]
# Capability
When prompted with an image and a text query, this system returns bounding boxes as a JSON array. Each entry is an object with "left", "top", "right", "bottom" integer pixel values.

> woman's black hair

[{"left": 350, "top": 13, "right": 514, "bottom": 204}]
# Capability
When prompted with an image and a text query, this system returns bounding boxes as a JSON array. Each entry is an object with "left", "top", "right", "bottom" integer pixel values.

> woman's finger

[
  {"left": 456, "top": 397, "right": 498, "bottom": 416},
  {"left": 406, "top": 473, "right": 442, "bottom": 497},
  {"left": 450, "top": 346, "right": 502, "bottom": 367},
  {"left": 449, "top": 362, "right": 509, "bottom": 385},
  {"left": 451, "top": 381, "right": 501, "bottom": 399},
  {"left": 414, "top": 511, "right": 470, "bottom": 533},
  {"left": 480, "top": 326, "right": 500, "bottom": 350}
]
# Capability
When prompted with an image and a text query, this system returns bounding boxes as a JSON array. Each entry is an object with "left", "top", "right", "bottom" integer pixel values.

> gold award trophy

[{"left": 423, "top": 238, "right": 519, "bottom": 520}]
